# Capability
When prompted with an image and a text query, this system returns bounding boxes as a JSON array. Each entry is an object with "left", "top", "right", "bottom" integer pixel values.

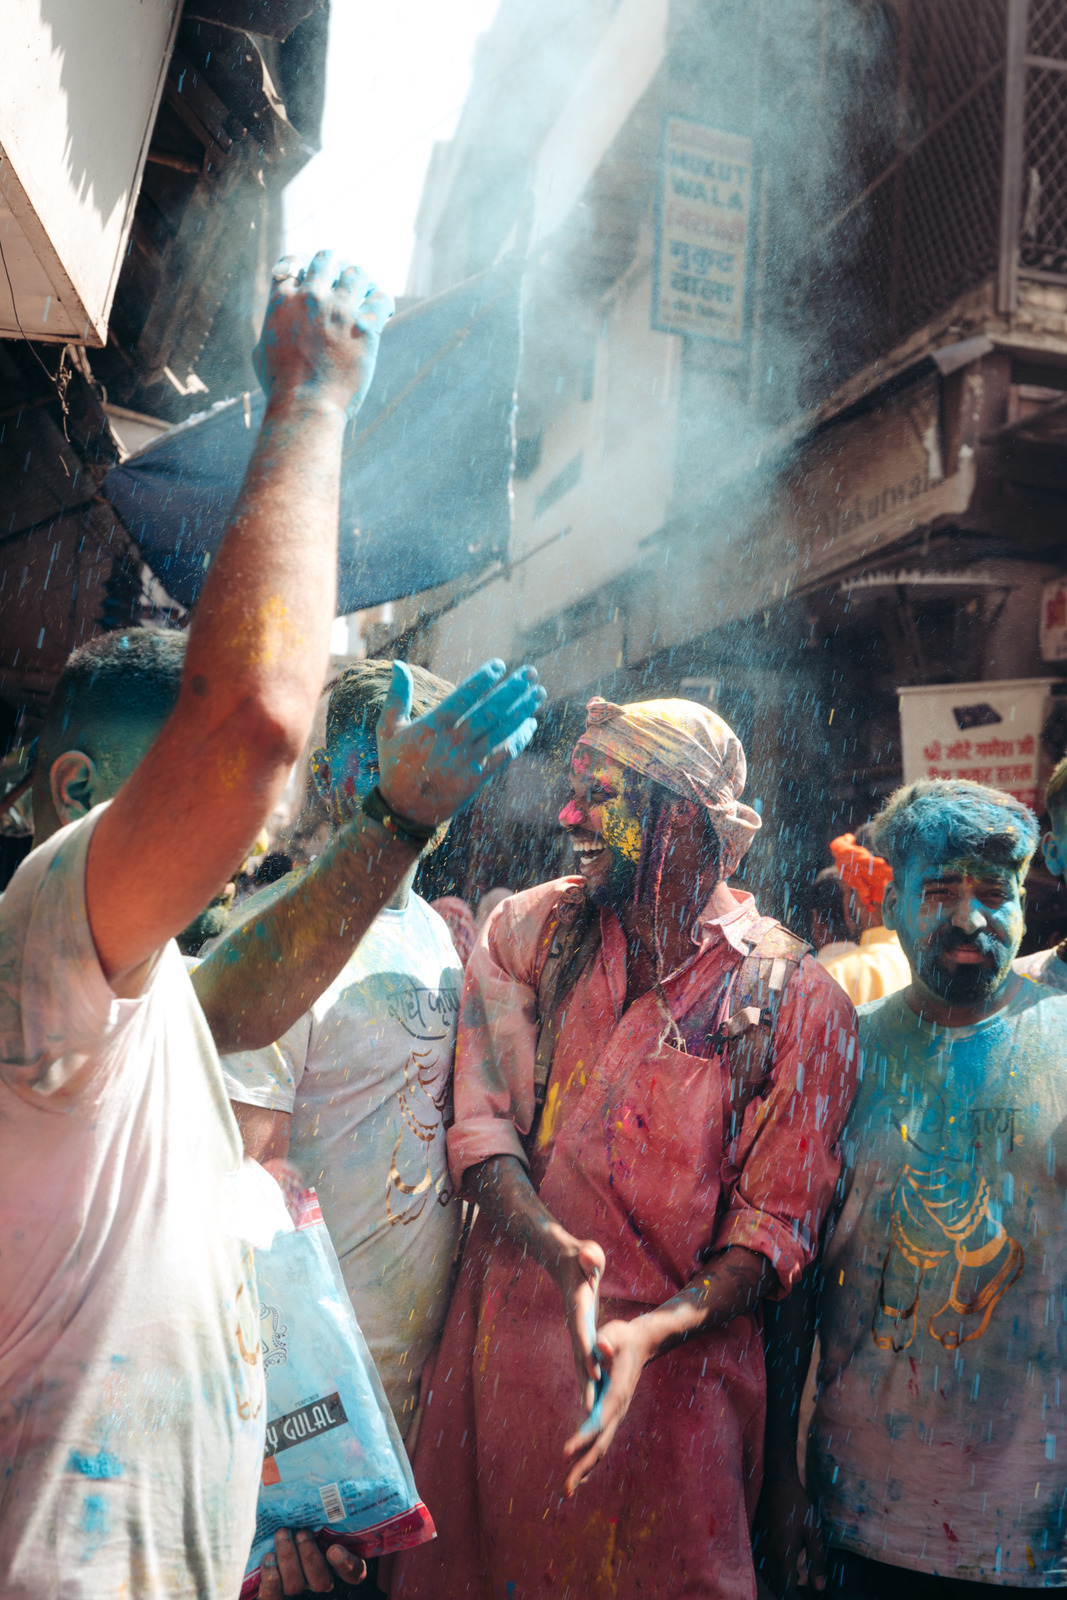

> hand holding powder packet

[{"left": 241, "top": 1188, "right": 434, "bottom": 1597}]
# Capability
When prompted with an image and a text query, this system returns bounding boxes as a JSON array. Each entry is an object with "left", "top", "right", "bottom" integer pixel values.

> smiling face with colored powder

[
  {"left": 558, "top": 745, "right": 654, "bottom": 909},
  {"left": 874, "top": 779, "right": 1039, "bottom": 1017},
  {"left": 884, "top": 852, "right": 1024, "bottom": 1007}
]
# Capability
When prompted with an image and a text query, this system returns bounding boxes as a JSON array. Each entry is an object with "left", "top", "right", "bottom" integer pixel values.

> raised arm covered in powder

[
  {"left": 83, "top": 254, "right": 393, "bottom": 992},
  {"left": 194, "top": 660, "right": 545, "bottom": 1055}
]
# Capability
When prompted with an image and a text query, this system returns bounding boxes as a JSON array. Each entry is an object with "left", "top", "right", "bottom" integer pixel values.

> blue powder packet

[{"left": 241, "top": 1191, "right": 434, "bottom": 1596}]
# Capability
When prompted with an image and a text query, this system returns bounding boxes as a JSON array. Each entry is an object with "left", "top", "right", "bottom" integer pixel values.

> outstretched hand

[
  {"left": 377, "top": 659, "right": 545, "bottom": 828},
  {"left": 253, "top": 250, "right": 394, "bottom": 415}
]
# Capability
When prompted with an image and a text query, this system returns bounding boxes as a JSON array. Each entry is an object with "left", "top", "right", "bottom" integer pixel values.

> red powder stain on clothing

[
  {"left": 798, "top": 1138, "right": 808, "bottom": 1153},
  {"left": 944, "top": 1524, "right": 959, "bottom": 1545}
]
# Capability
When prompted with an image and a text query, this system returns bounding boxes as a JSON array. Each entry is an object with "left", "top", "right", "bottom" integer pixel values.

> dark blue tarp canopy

[{"left": 104, "top": 263, "right": 521, "bottom": 612}]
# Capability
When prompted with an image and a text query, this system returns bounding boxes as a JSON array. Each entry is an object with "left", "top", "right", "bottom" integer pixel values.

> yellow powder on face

[{"left": 602, "top": 804, "right": 643, "bottom": 865}]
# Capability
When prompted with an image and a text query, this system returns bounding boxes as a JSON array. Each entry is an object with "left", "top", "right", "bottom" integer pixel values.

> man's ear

[
  {"left": 881, "top": 881, "right": 899, "bottom": 932},
  {"left": 1043, "top": 827, "right": 1066, "bottom": 882},
  {"left": 49, "top": 751, "right": 97, "bottom": 826},
  {"left": 309, "top": 746, "right": 331, "bottom": 803}
]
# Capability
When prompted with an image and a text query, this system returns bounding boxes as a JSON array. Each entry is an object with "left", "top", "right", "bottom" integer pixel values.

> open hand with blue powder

[
  {"left": 253, "top": 250, "right": 394, "bottom": 418},
  {"left": 376, "top": 658, "right": 544, "bottom": 828}
]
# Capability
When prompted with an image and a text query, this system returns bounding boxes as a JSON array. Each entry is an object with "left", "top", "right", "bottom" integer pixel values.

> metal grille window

[
  {"left": 790, "top": 0, "right": 1067, "bottom": 395},
  {"left": 1021, "top": 0, "right": 1067, "bottom": 278},
  {"left": 804, "top": 0, "right": 1007, "bottom": 397},
  {"left": 1028, "top": 0, "right": 1067, "bottom": 59}
]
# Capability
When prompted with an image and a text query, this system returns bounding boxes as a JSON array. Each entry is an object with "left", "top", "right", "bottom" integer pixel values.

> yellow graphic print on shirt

[
  {"left": 874, "top": 1101, "right": 1023, "bottom": 1353},
  {"left": 386, "top": 1048, "right": 452, "bottom": 1226},
  {"left": 230, "top": 1251, "right": 263, "bottom": 1422}
]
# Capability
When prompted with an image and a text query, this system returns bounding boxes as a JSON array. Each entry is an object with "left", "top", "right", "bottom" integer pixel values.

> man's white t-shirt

[
  {"left": 222, "top": 891, "right": 463, "bottom": 1434},
  {"left": 0, "top": 810, "right": 265, "bottom": 1599}
]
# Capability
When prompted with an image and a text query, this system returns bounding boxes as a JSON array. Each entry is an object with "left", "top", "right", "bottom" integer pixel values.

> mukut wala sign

[{"left": 654, "top": 119, "right": 753, "bottom": 343}]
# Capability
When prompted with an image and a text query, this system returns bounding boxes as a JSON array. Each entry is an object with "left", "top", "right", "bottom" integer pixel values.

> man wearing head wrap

[
  {"left": 394, "top": 696, "right": 858, "bottom": 1600},
  {"left": 820, "top": 826, "right": 911, "bottom": 1003}
]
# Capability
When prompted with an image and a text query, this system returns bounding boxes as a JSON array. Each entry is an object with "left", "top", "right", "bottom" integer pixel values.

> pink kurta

[{"left": 394, "top": 879, "right": 857, "bottom": 1600}]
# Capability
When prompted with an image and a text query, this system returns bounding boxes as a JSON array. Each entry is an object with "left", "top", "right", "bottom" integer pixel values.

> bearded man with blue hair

[{"left": 762, "top": 778, "right": 1067, "bottom": 1600}]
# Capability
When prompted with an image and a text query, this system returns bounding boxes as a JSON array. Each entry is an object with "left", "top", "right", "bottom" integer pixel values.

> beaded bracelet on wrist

[{"left": 360, "top": 784, "right": 437, "bottom": 852}]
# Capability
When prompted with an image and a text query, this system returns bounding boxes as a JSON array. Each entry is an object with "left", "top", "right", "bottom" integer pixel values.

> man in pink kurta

[{"left": 394, "top": 696, "right": 858, "bottom": 1599}]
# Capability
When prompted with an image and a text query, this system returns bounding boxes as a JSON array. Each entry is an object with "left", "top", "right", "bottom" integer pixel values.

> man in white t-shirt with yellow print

[{"left": 215, "top": 661, "right": 465, "bottom": 1440}]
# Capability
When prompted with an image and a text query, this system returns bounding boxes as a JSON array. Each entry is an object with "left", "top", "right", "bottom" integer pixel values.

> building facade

[
  {"left": 388, "top": 0, "right": 1067, "bottom": 935},
  {"left": 0, "top": 0, "right": 328, "bottom": 882}
]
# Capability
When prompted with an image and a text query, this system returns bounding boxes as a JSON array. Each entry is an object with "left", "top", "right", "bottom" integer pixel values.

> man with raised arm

[
  {"left": 0, "top": 253, "right": 541, "bottom": 1600},
  {"left": 761, "top": 779, "right": 1067, "bottom": 1600},
  {"left": 392, "top": 694, "right": 857, "bottom": 1600}
]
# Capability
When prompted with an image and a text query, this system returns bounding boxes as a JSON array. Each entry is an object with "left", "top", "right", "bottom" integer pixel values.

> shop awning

[{"left": 103, "top": 262, "right": 522, "bottom": 612}]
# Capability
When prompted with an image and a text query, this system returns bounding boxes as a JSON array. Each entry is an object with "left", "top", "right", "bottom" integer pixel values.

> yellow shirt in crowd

[{"left": 820, "top": 925, "right": 911, "bottom": 1005}]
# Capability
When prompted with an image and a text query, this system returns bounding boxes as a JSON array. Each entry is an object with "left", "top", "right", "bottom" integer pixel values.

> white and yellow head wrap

[{"left": 578, "top": 696, "right": 761, "bottom": 878}]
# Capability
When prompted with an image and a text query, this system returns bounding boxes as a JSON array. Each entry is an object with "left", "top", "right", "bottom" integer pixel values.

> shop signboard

[
  {"left": 1040, "top": 575, "right": 1067, "bottom": 662},
  {"left": 898, "top": 678, "right": 1057, "bottom": 813},
  {"left": 791, "top": 374, "right": 977, "bottom": 578},
  {"left": 653, "top": 119, "right": 753, "bottom": 343}
]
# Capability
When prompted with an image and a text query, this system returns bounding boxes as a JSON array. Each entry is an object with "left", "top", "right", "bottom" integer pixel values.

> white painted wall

[
  {"left": 430, "top": 228, "right": 681, "bottom": 686},
  {"left": 531, "top": 0, "right": 668, "bottom": 246},
  {"left": 0, "top": 0, "right": 179, "bottom": 343}
]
